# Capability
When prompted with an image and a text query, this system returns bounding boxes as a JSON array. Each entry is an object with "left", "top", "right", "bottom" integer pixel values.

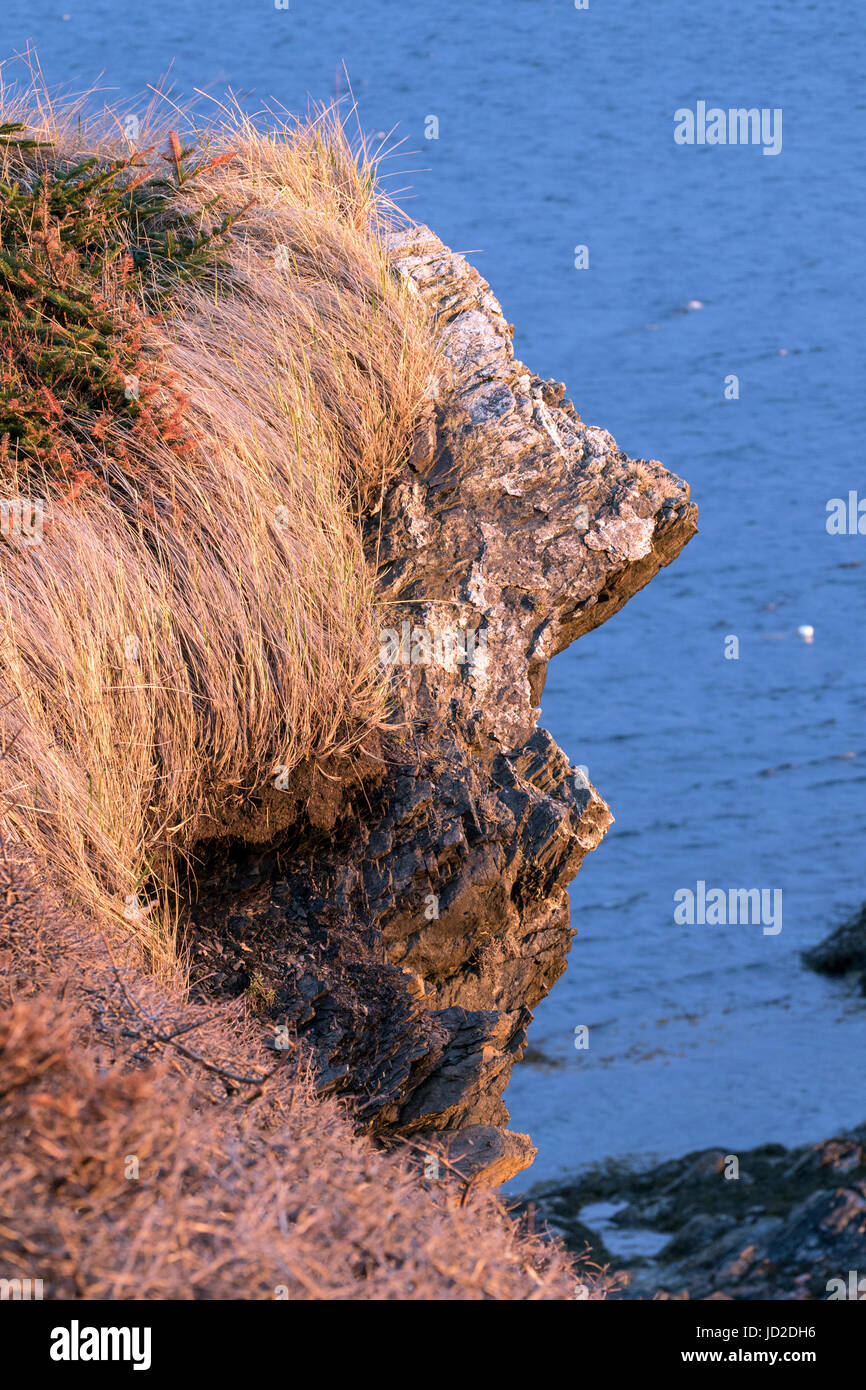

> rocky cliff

[{"left": 186, "top": 226, "right": 697, "bottom": 1184}]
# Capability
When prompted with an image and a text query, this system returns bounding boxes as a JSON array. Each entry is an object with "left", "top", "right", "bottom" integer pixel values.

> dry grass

[
  {"left": 0, "top": 847, "right": 592, "bottom": 1301},
  {"left": 0, "top": 75, "right": 612, "bottom": 1306},
  {"left": 0, "top": 82, "right": 435, "bottom": 967}
]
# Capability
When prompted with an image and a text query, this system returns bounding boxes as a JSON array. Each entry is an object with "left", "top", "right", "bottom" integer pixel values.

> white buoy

[
  {"left": 797, "top": 625, "right": 814, "bottom": 643},
  {"left": 685, "top": 299, "right": 704, "bottom": 310}
]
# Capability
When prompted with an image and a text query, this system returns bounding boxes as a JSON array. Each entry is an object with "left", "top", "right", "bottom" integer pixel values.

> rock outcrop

[
  {"left": 802, "top": 904, "right": 866, "bottom": 993},
  {"left": 526, "top": 1131, "right": 866, "bottom": 1300},
  {"left": 186, "top": 225, "right": 697, "bottom": 1183}
]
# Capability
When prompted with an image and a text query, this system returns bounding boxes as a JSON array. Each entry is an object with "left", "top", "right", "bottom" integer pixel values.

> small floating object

[
  {"left": 797, "top": 624, "right": 815, "bottom": 643},
  {"left": 685, "top": 299, "right": 704, "bottom": 310},
  {"left": 777, "top": 348, "right": 789, "bottom": 356}
]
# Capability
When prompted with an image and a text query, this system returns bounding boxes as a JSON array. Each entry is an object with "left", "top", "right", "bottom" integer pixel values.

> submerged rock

[{"left": 187, "top": 226, "right": 697, "bottom": 1184}]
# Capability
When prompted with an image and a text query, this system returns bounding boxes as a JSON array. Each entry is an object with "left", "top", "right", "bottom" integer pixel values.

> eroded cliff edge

[{"left": 187, "top": 226, "right": 698, "bottom": 1184}]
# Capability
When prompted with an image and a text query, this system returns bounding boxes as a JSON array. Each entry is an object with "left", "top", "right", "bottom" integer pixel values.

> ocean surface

[{"left": 7, "top": 0, "right": 865, "bottom": 1189}]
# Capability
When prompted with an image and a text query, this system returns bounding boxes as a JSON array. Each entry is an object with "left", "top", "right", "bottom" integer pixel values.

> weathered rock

[
  {"left": 186, "top": 225, "right": 697, "bottom": 1182},
  {"left": 524, "top": 1131, "right": 866, "bottom": 1299},
  {"left": 422, "top": 1124, "right": 538, "bottom": 1189}
]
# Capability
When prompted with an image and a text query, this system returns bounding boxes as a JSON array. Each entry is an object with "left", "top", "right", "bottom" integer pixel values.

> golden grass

[{"left": 0, "top": 85, "right": 435, "bottom": 968}]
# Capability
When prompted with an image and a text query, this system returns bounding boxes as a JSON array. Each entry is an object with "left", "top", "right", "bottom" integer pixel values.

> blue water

[{"left": 8, "top": 0, "right": 865, "bottom": 1187}]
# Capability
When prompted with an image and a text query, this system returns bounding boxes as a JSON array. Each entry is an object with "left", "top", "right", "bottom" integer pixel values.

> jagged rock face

[{"left": 187, "top": 225, "right": 697, "bottom": 1183}]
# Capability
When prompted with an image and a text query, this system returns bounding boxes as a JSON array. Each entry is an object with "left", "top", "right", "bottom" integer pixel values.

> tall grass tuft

[{"left": 0, "top": 85, "right": 435, "bottom": 969}]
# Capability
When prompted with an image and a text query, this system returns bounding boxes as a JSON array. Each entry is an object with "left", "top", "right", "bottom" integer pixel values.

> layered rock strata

[{"left": 187, "top": 225, "right": 697, "bottom": 1182}]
